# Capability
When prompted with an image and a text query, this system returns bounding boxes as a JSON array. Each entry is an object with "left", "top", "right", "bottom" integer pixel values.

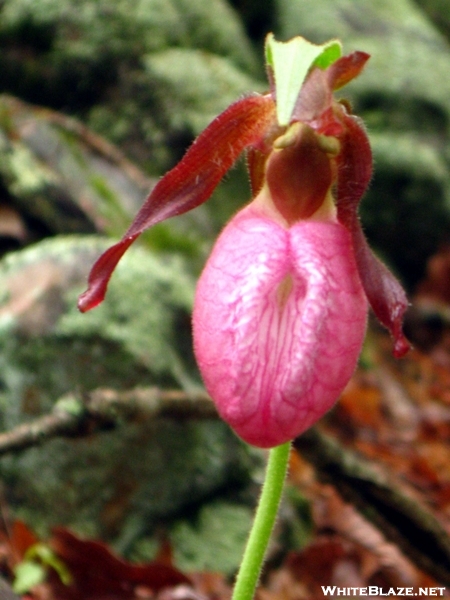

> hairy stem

[{"left": 232, "top": 442, "right": 291, "bottom": 600}]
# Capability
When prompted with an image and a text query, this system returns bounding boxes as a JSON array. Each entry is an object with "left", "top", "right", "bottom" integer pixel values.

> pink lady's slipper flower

[{"left": 78, "top": 35, "right": 409, "bottom": 448}]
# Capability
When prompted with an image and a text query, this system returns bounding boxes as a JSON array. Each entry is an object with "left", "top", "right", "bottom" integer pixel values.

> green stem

[{"left": 232, "top": 441, "right": 291, "bottom": 600}]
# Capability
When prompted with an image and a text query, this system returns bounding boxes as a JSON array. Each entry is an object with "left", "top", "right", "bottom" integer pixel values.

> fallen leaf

[
  {"left": 48, "top": 528, "right": 191, "bottom": 600},
  {"left": 9, "top": 521, "right": 38, "bottom": 563}
]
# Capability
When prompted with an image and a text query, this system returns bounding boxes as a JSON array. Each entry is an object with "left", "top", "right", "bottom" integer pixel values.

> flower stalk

[{"left": 232, "top": 442, "right": 291, "bottom": 600}]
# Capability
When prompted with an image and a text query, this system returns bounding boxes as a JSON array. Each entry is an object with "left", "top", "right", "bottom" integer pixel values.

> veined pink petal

[{"left": 193, "top": 203, "right": 367, "bottom": 448}]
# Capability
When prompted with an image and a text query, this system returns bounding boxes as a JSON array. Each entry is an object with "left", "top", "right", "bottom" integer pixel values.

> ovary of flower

[{"left": 193, "top": 199, "right": 368, "bottom": 448}]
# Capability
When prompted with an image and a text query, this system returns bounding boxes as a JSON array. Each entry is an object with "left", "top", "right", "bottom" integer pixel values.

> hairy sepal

[
  {"left": 78, "top": 94, "right": 276, "bottom": 312},
  {"left": 291, "top": 51, "right": 370, "bottom": 128},
  {"left": 193, "top": 203, "right": 367, "bottom": 448},
  {"left": 334, "top": 107, "right": 410, "bottom": 357}
]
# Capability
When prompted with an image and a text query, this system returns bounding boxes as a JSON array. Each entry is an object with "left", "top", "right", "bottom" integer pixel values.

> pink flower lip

[{"left": 193, "top": 202, "right": 368, "bottom": 448}]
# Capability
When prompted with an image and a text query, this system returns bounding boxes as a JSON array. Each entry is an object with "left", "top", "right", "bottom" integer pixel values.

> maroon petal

[
  {"left": 327, "top": 51, "right": 370, "bottom": 90},
  {"left": 78, "top": 94, "right": 276, "bottom": 312},
  {"left": 351, "top": 224, "right": 410, "bottom": 358},
  {"left": 291, "top": 67, "right": 332, "bottom": 124},
  {"left": 334, "top": 108, "right": 373, "bottom": 216},
  {"left": 335, "top": 106, "right": 410, "bottom": 357},
  {"left": 291, "top": 52, "right": 370, "bottom": 127},
  {"left": 265, "top": 123, "right": 334, "bottom": 223}
]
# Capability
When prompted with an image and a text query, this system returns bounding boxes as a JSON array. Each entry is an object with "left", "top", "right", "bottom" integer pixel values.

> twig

[{"left": 0, "top": 387, "right": 215, "bottom": 455}]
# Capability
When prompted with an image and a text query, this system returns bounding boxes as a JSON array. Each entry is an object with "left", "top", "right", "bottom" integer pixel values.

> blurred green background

[{"left": 0, "top": 0, "right": 448, "bottom": 573}]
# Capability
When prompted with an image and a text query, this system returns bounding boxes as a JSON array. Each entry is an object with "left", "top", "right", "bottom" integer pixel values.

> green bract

[{"left": 265, "top": 33, "right": 342, "bottom": 126}]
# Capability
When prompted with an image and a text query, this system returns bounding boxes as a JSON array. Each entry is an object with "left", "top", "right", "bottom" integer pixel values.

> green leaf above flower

[{"left": 265, "top": 33, "right": 342, "bottom": 126}]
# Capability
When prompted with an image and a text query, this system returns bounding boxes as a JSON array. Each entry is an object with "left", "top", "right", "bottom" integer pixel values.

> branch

[
  {"left": 0, "top": 387, "right": 215, "bottom": 455},
  {"left": 294, "top": 427, "right": 450, "bottom": 586}
]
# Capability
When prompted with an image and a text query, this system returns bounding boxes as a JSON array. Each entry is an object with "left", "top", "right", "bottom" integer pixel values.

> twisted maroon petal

[
  {"left": 350, "top": 224, "right": 410, "bottom": 358},
  {"left": 78, "top": 94, "right": 276, "bottom": 312},
  {"left": 327, "top": 51, "right": 370, "bottom": 90},
  {"left": 335, "top": 107, "right": 410, "bottom": 357},
  {"left": 291, "top": 51, "right": 370, "bottom": 127}
]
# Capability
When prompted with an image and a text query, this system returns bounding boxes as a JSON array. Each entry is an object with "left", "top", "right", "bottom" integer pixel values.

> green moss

[
  {"left": 143, "top": 48, "right": 263, "bottom": 135},
  {"left": 0, "top": 0, "right": 261, "bottom": 174},
  {"left": 171, "top": 501, "right": 254, "bottom": 574}
]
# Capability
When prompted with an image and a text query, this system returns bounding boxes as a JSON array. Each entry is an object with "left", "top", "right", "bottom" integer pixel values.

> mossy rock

[
  {"left": 0, "top": 235, "right": 258, "bottom": 571},
  {"left": 142, "top": 48, "right": 263, "bottom": 136},
  {"left": 0, "top": 94, "right": 150, "bottom": 240},
  {"left": 0, "top": 235, "right": 198, "bottom": 418},
  {"left": 0, "top": 0, "right": 261, "bottom": 173},
  {"left": 411, "top": 0, "right": 450, "bottom": 41}
]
